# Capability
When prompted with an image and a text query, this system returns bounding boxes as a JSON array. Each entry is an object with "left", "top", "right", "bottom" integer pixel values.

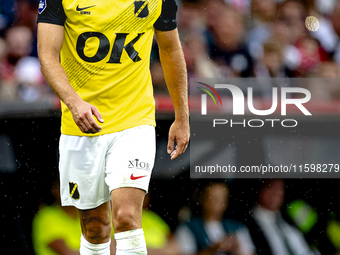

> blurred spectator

[
  {"left": 205, "top": 6, "right": 254, "bottom": 77},
  {"left": 15, "top": 0, "right": 38, "bottom": 31},
  {"left": 15, "top": 0, "right": 39, "bottom": 56},
  {"left": 0, "top": 26, "right": 47, "bottom": 101},
  {"left": 3, "top": 26, "right": 32, "bottom": 79},
  {"left": 255, "top": 39, "right": 286, "bottom": 78},
  {"left": 177, "top": 0, "right": 204, "bottom": 41},
  {"left": 254, "top": 39, "right": 291, "bottom": 97},
  {"left": 16, "top": 55, "right": 48, "bottom": 101},
  {"left": 271, "top": 20, "right": 302, "bottom": 74},
  {"left": 225, "top": 0, "right": 250, "bottom": 14},
  {"left": 251, "top": 0, "right": 276, "bottom": 25},
  {"left": 175, "top": 182, "right": 255, "bottom": 255},
  {"left": 182, "top": 34, "right": 221, "bottom": 79},
  {"left": 0, "top": 0, "right": 16, "bottom": 35},
  {"left": 0, "top": 26, "right": 32, "bottom": 100},
  {"left": 203, "top": 0, "right": 229, "bottom": 33},
  {"left": 246, "top": 179, "right": 314, "bottom": 255},
  {"left": 277, "top": 0, "right": 308, "bottom": 45},
  {"left": 328, "top": 1, "right": 340, "bottom": 67},
  {"left": 295, "top": 37, "right": 324, "bottom": 76},
  {"left": 246, "top": 0, "right": 276, "bottom": 59}
]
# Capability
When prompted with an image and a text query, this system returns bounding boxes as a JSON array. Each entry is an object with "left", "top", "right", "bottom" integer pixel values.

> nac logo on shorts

[
  {"left": 69, "top": 182, "right": 80, "bottom": 200},
  {"left": 128, "top": 158, "right": 150, "bottom": 170}
]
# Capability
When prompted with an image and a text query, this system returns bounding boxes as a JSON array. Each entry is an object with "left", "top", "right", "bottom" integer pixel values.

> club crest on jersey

[
  {"left": 38, "top": 0, "right": 46, "bottom": 14},
  {"left": 69, "top": 182, "right": 80, "bottom": 200},
  {"left": 134, "top": 1, "right": 149, "bottom": 18}
]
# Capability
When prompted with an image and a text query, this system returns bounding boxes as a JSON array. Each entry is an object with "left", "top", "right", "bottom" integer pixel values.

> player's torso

[
  {"left": 61, "top": 0, "right": 161, "bottom": 83},
  {"left": 60, "top": 0, "right": 161, "bottom": 135}
]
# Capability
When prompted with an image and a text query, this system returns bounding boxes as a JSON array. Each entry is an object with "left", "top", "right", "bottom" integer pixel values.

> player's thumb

[
  {"left": 91, "top": 106, "right": 104, "bottom": 123},
  {"left": 167, "top": 135, "right": 174, "bottom": 154}
]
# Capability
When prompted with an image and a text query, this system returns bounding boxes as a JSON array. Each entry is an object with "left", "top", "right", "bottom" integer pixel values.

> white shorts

[{"left": 59, "top": 125, "right": 155, "bottom": 210}]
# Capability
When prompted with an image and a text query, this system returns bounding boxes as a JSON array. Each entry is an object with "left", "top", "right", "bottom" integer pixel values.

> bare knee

[
  {"left": 80, "top": 203, "right": 111, "bottom": 244},
  {"left": 111, "top": 188, "right": 145, "bottom": 233},
  {"left": 82, "top": 215, "right": 111, "bottom": 243},
  {"left": 113, "top": 208, "right": 140, "bottom": 232}
]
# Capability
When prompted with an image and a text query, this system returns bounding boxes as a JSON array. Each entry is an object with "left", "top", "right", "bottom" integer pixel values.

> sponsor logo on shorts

[
  {"left": 130, "top": 174, "right": 147, "bottom": 180},
  {"left": 69, "top": 182, "right": 80, "bottom": 200},
  {"left": 128, "top": 158, "right": 150, "bottom": 170}
]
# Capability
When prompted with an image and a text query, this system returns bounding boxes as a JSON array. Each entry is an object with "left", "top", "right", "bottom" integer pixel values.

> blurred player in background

[
  {"left": 37, "top": 0, "right": 189, "bottom": 254},
  {"left": 176, "top": 182, "right": 255, "bottom": 255}
]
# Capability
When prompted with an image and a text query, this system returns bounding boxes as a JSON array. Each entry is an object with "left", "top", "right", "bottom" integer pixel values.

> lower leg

[{"left": 111, "top": 188, "right": 147, "bottom": 254}]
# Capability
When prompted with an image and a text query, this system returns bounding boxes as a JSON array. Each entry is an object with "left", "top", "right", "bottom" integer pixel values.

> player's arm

[
  {"left": 155, "top": 28, "right": 189, "bottom": 160},
  {"left": 154, "top": 0, "right": 189, "bottom": 160},
  {"left": 153, "top": 0, "right": 189, "bottom": 160},
  {"left": 48, "top": 239, "right": 80, "bottom": 255},
  {"left": 37, "top": 0, "right": 103, "bottom": 134}
]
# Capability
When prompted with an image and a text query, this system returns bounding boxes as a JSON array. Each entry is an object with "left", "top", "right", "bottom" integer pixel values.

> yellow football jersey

[{"left": 38, "top": 0, "right": 177, "bottom": 136}]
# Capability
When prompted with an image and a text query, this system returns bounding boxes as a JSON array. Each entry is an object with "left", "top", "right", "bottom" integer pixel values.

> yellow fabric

[
  {"left": 60, "top": 0, "right": 162, "bottom": 136},
  {"left": 327, "top": 220, "right": 340, "bottom": 251},
  {"left": 32, "top": 205, "right": 81, "bottom": 255},
  {"left": 142, "top": 209, "right": 170, "bottom": 248}
]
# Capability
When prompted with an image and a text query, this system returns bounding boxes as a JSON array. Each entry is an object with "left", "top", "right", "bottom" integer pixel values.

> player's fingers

[
  {"left": 175, "top": 142, "right": 185, "bottom": 157},
  {"left": 167, "top": 134, "right": 175, "bottom": 154},
  {"left": 91, "top": 106, "right": 104, "bottom": 123},
  {"left": 77, "top": 121, "right": 87, "bottom": 133},
  {"left": 82, "top": 117, "right": 96, "bottom": 133},
  {"left": 171, "top": 137, "right": 189, "bottom": 160},
  {"left": 86, "top": 114, "right": 102, "bottom": 132},
  {"left": 170, "top": 149, "right": 178, "bottom": 160},
  {"left": 183, "top": 143, "right": 188, "bottom": 153}
]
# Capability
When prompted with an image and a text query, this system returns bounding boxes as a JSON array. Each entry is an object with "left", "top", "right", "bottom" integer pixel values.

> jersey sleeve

[
  {"left": 153, "top": 0, "right": 178, "bottom": 31},
  {"left": 37, "top": 0, "right": 66, "bottom": 26}
]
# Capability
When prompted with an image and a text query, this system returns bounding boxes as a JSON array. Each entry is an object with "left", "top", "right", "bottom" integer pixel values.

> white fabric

[
  {"left": 59, "top": 125, "right": 155, "bottom": 210},
  {"left": 252, "top": 206, "right": 313, "bottom": 255},
  {"left": 80, "top": 234, "right": 111, "bottom": 255},
  {"left": 204, "top": 221, "right": 225, "bottom": 243},
  {"left": 311, "top": 17, "right": 338, "bottom": 53},
  {"left": 114, "top": 229, "right": 147, "bottom": 255},
  {"left": 235, "top": 226, "right": 257, "bottom": 255},
  {"left": 175, "top": 225, "right": 197, "bottom": 255}
]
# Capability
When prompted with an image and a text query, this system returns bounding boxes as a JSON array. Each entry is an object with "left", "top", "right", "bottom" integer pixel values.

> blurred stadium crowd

[
  {"left": 1, "top": 0, "right": 340, "bottom": 101},
  {"left": 31, "top": 177, "right": 340, "bottom": 255},
  {"left": 0, "top": 0, "right": 51, "bottom": 102},
  {"left": 2, "top": 0, "right": 340, "bottom": 254}
]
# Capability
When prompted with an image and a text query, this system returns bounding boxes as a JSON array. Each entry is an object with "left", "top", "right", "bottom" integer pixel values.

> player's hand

[
  {"left": 167, "top": 118, "right": 190, "bottom": 160},
  {"left": 217, "top": 236, "right": 239, "bottom": 253},
  {"left": 69, "top": 99, "right": 104, "bottom": 134}
]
